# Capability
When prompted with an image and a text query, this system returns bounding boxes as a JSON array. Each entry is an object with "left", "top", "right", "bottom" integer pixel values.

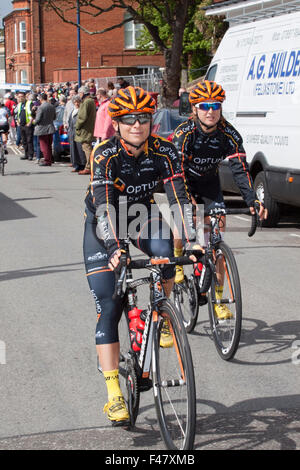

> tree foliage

[{"left": 39, "top": 0, "right": 227, "bottom": 103}]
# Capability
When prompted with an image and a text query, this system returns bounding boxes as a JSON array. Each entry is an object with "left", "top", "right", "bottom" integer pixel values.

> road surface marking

[{"left": 234, "top": 216, "right": 249, "bottom": 222}]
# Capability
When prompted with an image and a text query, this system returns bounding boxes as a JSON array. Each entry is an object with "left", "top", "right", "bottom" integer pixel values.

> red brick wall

[
  {"left": 5, "top": 0, "right": 164, "bottom": 84},
  {"left": 39, "top": 0, "right": 164, "bottom": 83},
  {"left": 4, "top": 6, "right": 32, "bottom": 83}
]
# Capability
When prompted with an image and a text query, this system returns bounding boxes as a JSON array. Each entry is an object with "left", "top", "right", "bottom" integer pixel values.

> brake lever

[{"left": 112, "top": 252, "right": 127, "bottom": 300}]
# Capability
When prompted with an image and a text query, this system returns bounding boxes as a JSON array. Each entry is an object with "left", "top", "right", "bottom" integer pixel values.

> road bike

[
  {"left": 173, "top": 206, "right": 259, "bottom": 361},
  {"left": 104, "top": 239, "right": 201, "bottom": 450},
  {"left": 0, "top": 132, "right": 8, "bottom": 176}
]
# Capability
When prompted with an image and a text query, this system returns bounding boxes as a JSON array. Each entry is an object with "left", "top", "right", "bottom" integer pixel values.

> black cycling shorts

[
  {"left": 83, "top": 206, "right": 174, "bottom": 345},
  {"left": 188, "top": 175, "right": 225, "bottom": 215},
  {"left": 0, "top": 123, "right": 9, "bottom": 133}
]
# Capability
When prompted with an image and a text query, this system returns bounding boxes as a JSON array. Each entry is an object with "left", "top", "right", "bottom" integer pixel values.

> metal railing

[{"left": 94, "top": 72, "right": 163, "bottom": 93}]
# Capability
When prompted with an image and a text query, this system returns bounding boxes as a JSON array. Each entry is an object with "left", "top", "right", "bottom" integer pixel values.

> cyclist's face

[
  {"left": 194, "top": 101, "right": 221, "bottom": 131},
  {"left": 113, "top": 116, "right": 151, "bottom": 148}
]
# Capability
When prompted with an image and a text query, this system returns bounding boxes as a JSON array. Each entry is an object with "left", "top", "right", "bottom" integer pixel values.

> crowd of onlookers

[{"left": 0, "top": 77, "right": 132, "bottom": 173}]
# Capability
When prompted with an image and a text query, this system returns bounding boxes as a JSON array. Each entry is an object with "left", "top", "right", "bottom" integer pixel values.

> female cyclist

[
  {"left": 172, "top": 80, "right": 267, "bottom": 320},
  {"left": 83, "top": 86, "right": 199, "bottom": 425}
]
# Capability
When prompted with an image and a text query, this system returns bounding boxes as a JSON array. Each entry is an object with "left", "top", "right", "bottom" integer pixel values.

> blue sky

[{"left": 0, "top": 1, "right": 13, "bottom": 22}]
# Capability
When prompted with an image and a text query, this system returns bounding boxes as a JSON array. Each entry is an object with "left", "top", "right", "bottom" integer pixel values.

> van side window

[{"left": 206, "top": 65, "right": 217, "bottom": 81}]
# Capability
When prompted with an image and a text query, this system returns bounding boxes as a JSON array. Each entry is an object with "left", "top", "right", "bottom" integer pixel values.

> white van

[{"left": 205, "top": 9, "right": 300, "bottom": 226}]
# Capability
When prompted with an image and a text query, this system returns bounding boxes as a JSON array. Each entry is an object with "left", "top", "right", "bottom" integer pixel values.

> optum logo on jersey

[{"left": 0, "top": 341, "right": 6, "bottom": 365}]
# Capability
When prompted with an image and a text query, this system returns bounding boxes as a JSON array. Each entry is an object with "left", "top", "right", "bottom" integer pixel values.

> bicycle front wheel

[
  {"left": 152, "top": 300, "right": 196, "bottom": 450},
  {"left": 207, "top": 241, "right": 242, "bottom": 361},
  {"left": 118, "top": 306, "right": 140, "bottom": 427},
  {"left": 173, "top": 274, "right": 199, "bottom": 333}
]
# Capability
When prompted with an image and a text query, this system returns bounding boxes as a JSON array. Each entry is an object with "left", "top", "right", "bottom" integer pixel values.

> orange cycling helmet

[
  {"left": 189, "top": 80, "right": 226, "bottom": 105},
  {"left": 108, "top": 86, "right": 156, "bottom": 118}
]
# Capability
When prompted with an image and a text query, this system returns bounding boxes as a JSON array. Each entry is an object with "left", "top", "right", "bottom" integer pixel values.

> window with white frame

[
  {"left": 124, "top": 13, "right": 144, "bottom": 49},
  {"left": 20, "top": 69, "right": 28, "bottom": 84},
  {"left": 14, "top": 23, "right": 18, "bottom": 52},
  {"left": 19, "top": 22, "right": 26, "bottom": 51}
]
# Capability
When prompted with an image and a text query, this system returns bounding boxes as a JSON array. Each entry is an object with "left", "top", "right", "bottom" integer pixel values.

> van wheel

[{"left": 254, "top": 171, "right": 280, "bottom": 227}]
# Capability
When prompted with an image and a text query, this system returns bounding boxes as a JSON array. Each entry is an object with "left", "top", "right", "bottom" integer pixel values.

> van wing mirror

[{"left": 179, "top": 92, "right": 191, "bottom": 116}]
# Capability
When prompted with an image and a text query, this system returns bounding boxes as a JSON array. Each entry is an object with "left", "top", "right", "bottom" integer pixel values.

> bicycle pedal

[{"left": 138, "top": 376, "right": 153, "bottom": 392}]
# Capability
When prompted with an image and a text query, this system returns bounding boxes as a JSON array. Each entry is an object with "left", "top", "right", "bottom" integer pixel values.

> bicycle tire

[
  {"left": 207, "top": 241, "right": 242, "bottom": 361},
  {"left": 118, "top": 306, "right": 140, "bottom": 427},
  {"left": 152, "top": 299, "right": 196, "bottom": 450},
  {"left": 173, "top": 274, "right": 199, "bottom": 333},
  {"left": 0, "top": 150, "right": 4, "bottom": 176}
]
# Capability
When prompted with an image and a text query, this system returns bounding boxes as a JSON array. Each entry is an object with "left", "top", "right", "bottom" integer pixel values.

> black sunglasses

[{"left": 118, "top": 113, "right": 152, "bottom": 125}]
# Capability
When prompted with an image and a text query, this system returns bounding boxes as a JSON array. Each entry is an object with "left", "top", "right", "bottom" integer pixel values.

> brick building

[{"left": 3, "top": 0, "right": 164, "bottom": 84}]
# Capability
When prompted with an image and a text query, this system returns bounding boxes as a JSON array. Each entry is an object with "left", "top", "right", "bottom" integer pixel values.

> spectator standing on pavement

[
  {"left": 88, "top": 79, "right": 97, "bottom": 96},
  {"left": 75, "top": 86, "right": 96, "bottom": 175},
  {"left": 94, "top": 88, "right": 114, "bottom": 143},
  {"left": 31, "top": 94, "right": 42, "bottom": 162},
  {"left": 107, "top": 81, "right": 117, "bottom": 98},
  {"left": 52, "top": 94, "right": 67, "bottom": 162},
  {"left": 117, "top": 77, "right": 130, "bottom": 88},
  {"left": 63, "top": 89, "right": 76, "bottom": 130},
  {"left": 33, "top": 93, "right": 56, "bottom": 167},
  {"left": 47, "top": 91, "right": 57, "bottom": 107},
  {"left": 68, "top": 95, "right": 86, "bottom": 173},
  {"left": 17, "top": 91, "right": 34, "bottom": 161},
  {"left": 4, "top": 93, "right": 16, "bottom": 145}
]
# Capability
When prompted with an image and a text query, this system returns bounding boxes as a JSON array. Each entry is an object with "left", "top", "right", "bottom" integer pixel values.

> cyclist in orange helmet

[
  {"left": 172, "top": 80, "right": 267, "bottom": 319},
  {"left": 83, "top": 86, "right": 200, "bottom": 425}
]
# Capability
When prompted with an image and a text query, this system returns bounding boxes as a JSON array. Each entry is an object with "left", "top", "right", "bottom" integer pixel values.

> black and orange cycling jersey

[
  {"left": 172, "top": 116, "right": 257, "bottom": 208},
  {"left": 85, "top": 135, "right": 196, "bottom": 257}
]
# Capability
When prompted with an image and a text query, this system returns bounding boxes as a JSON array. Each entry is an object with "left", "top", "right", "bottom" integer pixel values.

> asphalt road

[{"left": 1, "top": 149, "right": 300, "bottom": 451}]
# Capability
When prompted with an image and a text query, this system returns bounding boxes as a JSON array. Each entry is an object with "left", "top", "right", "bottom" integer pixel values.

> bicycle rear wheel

[
  {"left": 118, "top": 307, "right": 140, "bottom": 427},
  {"left": 207, "top": 241, "right": 242, "bottom": 361},
  {"left": 173, "top": 274, "right": 199, "bottom": 333},
  {"left": 152, "top": 300, "right": 196, "bottom": 450},
  {"left": 0, "top": 149, "right": 4, "bottom": 176}
]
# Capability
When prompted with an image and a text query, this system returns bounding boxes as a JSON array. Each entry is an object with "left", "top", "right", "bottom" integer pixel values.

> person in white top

[{"left": 0, "top": 98, "right": 10, "bottom": 154}]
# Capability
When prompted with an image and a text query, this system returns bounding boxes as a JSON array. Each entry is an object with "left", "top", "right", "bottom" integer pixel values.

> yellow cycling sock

[
  {"left": 215, "top": 286, "right": 224, "bottom": 301},
  {"left": 174, "top": 247, "right": 183, "bottom": 257},
  {"left": 103, "top": 369, "right": 123, "bottom": 402}
]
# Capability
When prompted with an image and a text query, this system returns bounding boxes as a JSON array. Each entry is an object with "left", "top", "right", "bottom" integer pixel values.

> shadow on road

[
  {"left": 196, "top": 395, "right": 300, "bottom": 450},
  {"left": 195, "top": 317, "right": 300, "bottom": 367},
  {"left": 4, "top": 171, "right": 62, "bottom": 176},
  {"left": 0, "top": 193, "right": 37, "bottom": 221},
  {"left": 0, "top": 261, "right": 84, "bottom": 282}
]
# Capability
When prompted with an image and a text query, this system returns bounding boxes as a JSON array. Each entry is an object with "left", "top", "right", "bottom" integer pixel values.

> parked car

[
  {"left": 152, "top": 107, "right": 187, "bottom": 140},
  {"left": 152, "top": 107, "right": 188, "bottom": 193},
  {"left": 52, "top": 105, "right": 70, "bottom": 160}
]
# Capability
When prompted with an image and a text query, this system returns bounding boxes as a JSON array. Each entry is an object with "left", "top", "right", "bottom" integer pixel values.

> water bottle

[
  {"left": 194, "top": 262, "right": 203, "bottom": 277},
  {"left": 128, "top": 307, "right": 145, "bottom": 352}
]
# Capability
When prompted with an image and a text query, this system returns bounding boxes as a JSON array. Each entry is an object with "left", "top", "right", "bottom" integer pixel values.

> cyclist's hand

[
  {"left": 250, "top": 200, "right": 268, "bottom": 221},
  {"left": 108, "top": 249, "right": 122, "bottom": 271},
  {"left": 187, "top": 243, "right": 204, "bottom": 262}
]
